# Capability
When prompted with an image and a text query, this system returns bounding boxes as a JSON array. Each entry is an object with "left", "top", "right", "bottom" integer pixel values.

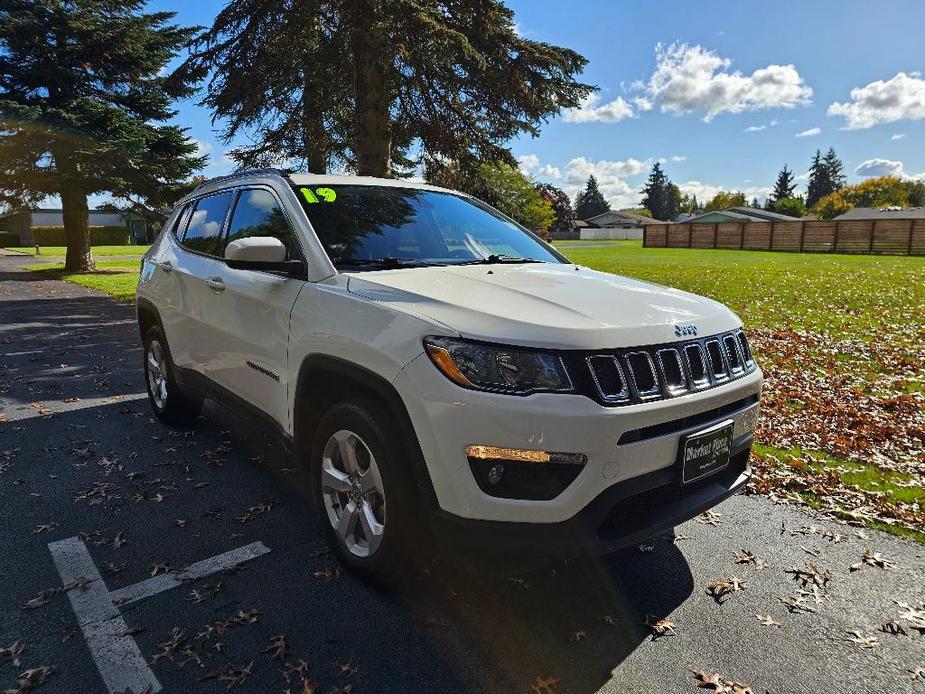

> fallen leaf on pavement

[
  {"left": 707, "top": 577, "right": 747, "bottom": 603},
  {"left": 8, "top": 665, "right": 54, "bottom": 692},
  {"left": 263, "top": 634, "right": 288, "bottom": 661},
  {"left": 338, "top": 659, "right": 359, "bottom": 677},
  {"left": 881, "top": 619, "right": 906, "bottom": 636},
  {"left": 850, "top": 548, "right": 895, "bottom": 571},
  {"left": 149, "top": 562, "right": 173, "bottom": 577},
  {"left": 780, "top": 594, "right": 817, "bottom": 614},
  {"left": 734, "top": 550, "right": 766, "bottom": 570},
  {"left": 845, "top": 630, "right": 880, "bottom": 649},
  {"left": 23, "top": 589, "right": 58, "bottom": 610},
  {"left": 529, "top": 675, "right": 559, "bottom": 694},
  {"left": 785, "top": 562, "right": 831, "bottom": 590},
  {"left": 696, "top": 510, "right": 722, "bottom": 526},
  {"left": 691, "top": 669, "right": 753, "bottom": 693},
  {"left": 644, "top": 615, "right": 676, "bottom": 639},
  {"left": 755, "top": 614, "right": 781, "bottom": 627},
  {"left": 0, "top": 641, "right": 25, "bottom": 666},
  {"left": 188, "top": 581, "right": 223, "bottom": 604}
]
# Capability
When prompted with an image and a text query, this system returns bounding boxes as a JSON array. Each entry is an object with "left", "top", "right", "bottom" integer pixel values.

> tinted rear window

[{"left": 183, "top": 192, "right": 234, "bottom": 256}]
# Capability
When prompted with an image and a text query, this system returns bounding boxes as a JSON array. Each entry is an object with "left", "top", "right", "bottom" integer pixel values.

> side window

[
  {"left": 226, "top": 189, "right": 298, "bottom": 259},
  {"left": 182, "top": 191, "right": 234, "bottom": 256},
  {"left": 171, "top": 203, "right": 193, "bottom": 240}
]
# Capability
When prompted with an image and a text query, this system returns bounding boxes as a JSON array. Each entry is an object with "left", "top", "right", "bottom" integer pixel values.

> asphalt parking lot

[{"left": 1, "top": 252, "right": 923, "bottom": 694}]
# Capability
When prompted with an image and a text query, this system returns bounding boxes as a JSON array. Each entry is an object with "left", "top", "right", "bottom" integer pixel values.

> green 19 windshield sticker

[{"left": 300, "top": 187, "right": 337, "bottom": 204}]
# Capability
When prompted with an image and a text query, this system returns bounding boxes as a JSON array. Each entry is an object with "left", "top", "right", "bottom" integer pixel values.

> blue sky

[{"left": 150, "top": 0, "right": 925, "bottom": 209}]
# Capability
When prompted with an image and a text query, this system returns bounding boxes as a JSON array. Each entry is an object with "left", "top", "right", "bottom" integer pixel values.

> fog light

[
  {"left": 487, "top": 464, "right": 504, "bottom": 486},
  {"left": 465, "top": 444, "right": 586, "bottom": 466}
]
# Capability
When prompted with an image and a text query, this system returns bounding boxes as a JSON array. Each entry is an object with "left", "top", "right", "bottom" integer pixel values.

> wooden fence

[{"left": 643, "top": 218, "right": 925, "bottom": 256}]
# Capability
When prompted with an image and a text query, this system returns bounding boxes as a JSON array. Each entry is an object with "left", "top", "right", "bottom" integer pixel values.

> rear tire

[
  {"left": 143, "top": 325, "right": 202, "bottom": 427},
  {"left": 310, "top": 398, "right": 420, "bottom": 583}
]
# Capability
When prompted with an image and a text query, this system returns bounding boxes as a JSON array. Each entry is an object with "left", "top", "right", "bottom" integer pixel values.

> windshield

[{"left": 292, "top": 184, "right": 564, "bottom": 269}]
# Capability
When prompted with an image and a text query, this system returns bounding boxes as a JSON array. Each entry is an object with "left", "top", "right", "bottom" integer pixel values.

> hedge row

[
  {"left": 32, "top": 225, "right": 130, "bottom": 246},
  {"left": 0, "top": 232, "right": 20, "bottom": 247}
]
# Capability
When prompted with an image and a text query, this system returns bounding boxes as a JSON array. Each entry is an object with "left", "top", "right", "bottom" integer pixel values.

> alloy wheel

[
  {"left": 146, "top": 339, "right": 168, "bottom": 410},
  {"left": 320, "top": 429, "right": 386, "bottom": 558}
]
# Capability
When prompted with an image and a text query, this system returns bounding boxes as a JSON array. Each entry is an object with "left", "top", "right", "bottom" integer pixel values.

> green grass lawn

[
  {"left": 554, "top": 240, "right": 925, "bottom": 342},
  {"left": 26, "top": 258, "right": 140, "bottom": 302},
  {"left": 4, "top": 244, "right": 150, "bottom": 257}
]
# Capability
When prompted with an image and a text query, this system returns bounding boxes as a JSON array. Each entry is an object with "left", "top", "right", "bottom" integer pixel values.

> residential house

[
  {"left": 679, "top": 207, "right": 798, "bottom": 224},
  {"left": 575, "top": 209, "right": 652, "bottom": 240},
  {"left": 833, "top": 206, "right": 925, "bottom": 221}
]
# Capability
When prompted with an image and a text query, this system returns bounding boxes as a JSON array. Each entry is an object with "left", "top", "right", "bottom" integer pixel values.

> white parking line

[
  {"left": 109, "top": 542, "right": 271, "bottom": 606},
  {"left": 48, "top": 538, "right": 270, "bottom": 694}
]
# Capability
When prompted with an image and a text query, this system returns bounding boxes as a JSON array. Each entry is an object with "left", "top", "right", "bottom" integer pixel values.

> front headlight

[{"left": 424, "top": 337, "right": 573, "bottom": 395}]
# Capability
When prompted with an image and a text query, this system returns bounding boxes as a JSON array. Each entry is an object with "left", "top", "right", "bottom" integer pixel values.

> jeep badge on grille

[{"left": 675, "top": 323, "right": 698, "bottom": 337}]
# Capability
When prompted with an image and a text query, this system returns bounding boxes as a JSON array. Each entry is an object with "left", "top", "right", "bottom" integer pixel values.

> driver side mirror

[{"left": 225, "top": 237, "right": 305, "bottom": 277}]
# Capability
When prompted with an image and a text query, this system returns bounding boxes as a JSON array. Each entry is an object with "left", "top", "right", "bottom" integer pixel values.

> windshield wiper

[
  {"left": 453, "top": 254, "right": 547, "bottom": 265},
  {"left": 335, "top": 257, "right": 443, "bottom": 270}
]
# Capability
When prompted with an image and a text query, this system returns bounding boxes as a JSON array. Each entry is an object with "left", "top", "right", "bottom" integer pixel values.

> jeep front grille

[{"left": 584, "top": 330, "right": 756, "bottom": 405}]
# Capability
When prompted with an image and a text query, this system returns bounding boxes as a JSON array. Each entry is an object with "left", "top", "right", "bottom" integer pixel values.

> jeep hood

[{"left": 345, "top": 263, "right": 739, "bottom": 350}]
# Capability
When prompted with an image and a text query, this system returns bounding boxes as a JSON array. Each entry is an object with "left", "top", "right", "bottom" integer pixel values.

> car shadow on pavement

[{"left": 410, "top": 540, "right": 693, "bottom": 692}]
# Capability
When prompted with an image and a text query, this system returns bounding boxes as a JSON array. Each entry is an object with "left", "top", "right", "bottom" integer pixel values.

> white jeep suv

[{"left": 136, "top": 170, "right": 762, "bottom": 577}]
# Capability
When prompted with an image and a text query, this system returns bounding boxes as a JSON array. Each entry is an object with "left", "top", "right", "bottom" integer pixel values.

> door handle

[
  {"left": 204, "top": 277, "right": 226, "bottom": 292},
  {"left": 157, "top": 260, "right": 173, "bottom": 273}
]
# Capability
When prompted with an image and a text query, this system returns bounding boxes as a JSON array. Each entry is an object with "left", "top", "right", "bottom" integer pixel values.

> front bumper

[
  {"left": 432, "top": 440, "right": 751, "bottom": 561},
  {"left": 393, "top": 352, "right": 762, "bottom": 525}
]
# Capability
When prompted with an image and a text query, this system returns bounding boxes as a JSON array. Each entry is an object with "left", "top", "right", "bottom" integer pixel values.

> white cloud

[
  {"left": 537, "top": 164, "right": 562, "bottom": 179},
  {"left": 516, "top": 153, "right": 540, "bottom": 172},
  {"left": 517, "top": 154, "right": 561, "bottom": 179},
  {"left": 187, "top": 138, "right": 214, "bottom": 158},
  {"left": 794, "top": 127, "right": 821, "bottom": 138},
  {"left": 744, "top": 125, "right": 767, "bottom": 132},
  {"left": 561, "top": 156, "right": 653, "bottom": 208},
  {"left": 828, "top": 72, "right": 925, "bottom": 129},
  {"left": 891, "top": 133, "right": 907, "bottom": 140},
  {"left": 644, "top": 42, "right": 812, "bottom": 121},
  {"left": 854, "top": 158, "right": 906, "bottom": 177},
  {"left": 564, "top": 94, "right": 636, "bottom": 124},
  {"left": 669, "top": 155, "right": 687, "bottom": 162},
  {"left": 633, "top": 96, "right": 654, "bottom": 112},
  {"left": 678, "top": 180, "right": 772, "bottom": 205}
]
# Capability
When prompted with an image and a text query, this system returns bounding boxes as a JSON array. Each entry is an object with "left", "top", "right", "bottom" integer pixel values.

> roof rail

[{"left": 192, "top": 168, "right": 294, "bottom": 192}]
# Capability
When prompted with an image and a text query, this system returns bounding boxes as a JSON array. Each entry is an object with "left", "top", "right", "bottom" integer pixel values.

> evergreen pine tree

[
  {"left": 690, "top": 194, "right": 699, "bottom": 212},
  {"left": 823, "top": 147, "right": 847, "bottom": 191},
  {"left": 751, "top": 197, "right": 761, "bottom": 209},
  {"left": 770, "top": 164, "right": 797, "bottom": 207},
  {"left": 185, "top": 0, "right": 594, "bottom": 178},
  {"left": 640, "top": 162, "right": 670, "bottom": 220},
  {"left": 805, "top": 150, "right": 829, "bottom": 209},
  {"left": 0, "top": 0, "right": 204, "bottom": 271},
  {"left": 574, "top": 175, "right": 610, "bottom": 219}
]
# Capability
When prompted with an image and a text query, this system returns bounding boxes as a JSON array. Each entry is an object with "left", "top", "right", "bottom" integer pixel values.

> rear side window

[
  {"left": 226, "top": 189, "right": 298, "bottom": 259},
  {"left": 182, "top": 192, "right": 234, "bottom": 256},
  {"left": 171, "top": 203, "right": 193, "bottom": 239}
]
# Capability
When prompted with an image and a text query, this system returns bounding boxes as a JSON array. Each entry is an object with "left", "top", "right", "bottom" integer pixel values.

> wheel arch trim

[{"left": 293, "top": 354, "right": 439, "bottom": 511}]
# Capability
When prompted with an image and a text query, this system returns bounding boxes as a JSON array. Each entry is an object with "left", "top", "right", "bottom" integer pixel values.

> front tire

[
  {"left": 143, "top": 325, "right": 202, "bottom": 427},
  {"left": 310, "top": 399, "right": 419, "bottom": 581}
]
